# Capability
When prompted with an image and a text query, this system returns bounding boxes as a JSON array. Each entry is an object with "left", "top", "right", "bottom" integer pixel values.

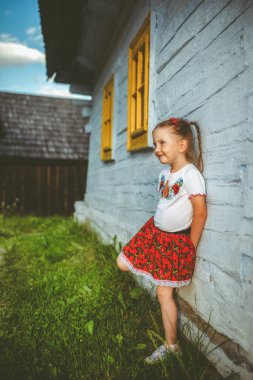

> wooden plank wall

[{"left": 0, "top": 158, "right": 87, "bottom": 216}]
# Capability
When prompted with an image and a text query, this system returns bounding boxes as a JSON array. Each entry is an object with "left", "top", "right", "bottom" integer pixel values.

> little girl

[{"left": 116, "top": 117, "right": 207, "bottom": 363}]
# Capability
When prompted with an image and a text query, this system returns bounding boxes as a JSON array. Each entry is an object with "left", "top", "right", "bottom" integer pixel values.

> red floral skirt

[{"left": 119, "top": 216, "right": 196, "bottom": 287}]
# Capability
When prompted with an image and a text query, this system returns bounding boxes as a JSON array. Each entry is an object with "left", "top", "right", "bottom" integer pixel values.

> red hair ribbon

[{"left": 168, "top": 117, "right": 178, "bottom": 125}]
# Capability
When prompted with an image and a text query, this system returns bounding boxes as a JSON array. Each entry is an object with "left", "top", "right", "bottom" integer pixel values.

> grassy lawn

[{"left": 0, "top": 215, "right": 219, "bottom": 380}]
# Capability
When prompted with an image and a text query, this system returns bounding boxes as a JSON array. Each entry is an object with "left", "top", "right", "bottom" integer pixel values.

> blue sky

[{"left": 0, "top": 0, "right": 89, "bottom": 99}]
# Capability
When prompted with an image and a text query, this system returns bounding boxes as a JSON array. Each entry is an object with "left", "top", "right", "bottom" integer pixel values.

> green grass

[{"left": 0, "top": 215, "right": 218, "bottom": 380}]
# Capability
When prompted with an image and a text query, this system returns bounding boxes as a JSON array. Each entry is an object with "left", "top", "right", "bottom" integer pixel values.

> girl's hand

[{"left": 190, "top": 195, "right": 207, "bottom": 249}]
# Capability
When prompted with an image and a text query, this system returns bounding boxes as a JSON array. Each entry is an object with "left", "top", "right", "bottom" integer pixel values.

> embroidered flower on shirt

[
  {"left": 159, "top": 175, "right": 165, "bottom": 191},
  {"left": 158, "top": 176, "right": 184, "bottom": 200},
  {"left": 162, "top": 181, "right": 169, "bottom": 198},
  {"left": 172, "top": 183, "right": 180, "bottom": 194}
]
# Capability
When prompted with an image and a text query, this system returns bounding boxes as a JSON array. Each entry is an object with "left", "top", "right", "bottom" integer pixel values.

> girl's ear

[{"left": 179, "top": 139, "right": 188, "bottom": 153}]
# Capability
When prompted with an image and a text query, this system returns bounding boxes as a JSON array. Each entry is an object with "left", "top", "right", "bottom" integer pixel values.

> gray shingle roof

[{"left": 0, "top": 91, "right": 91, "bottom": 160}]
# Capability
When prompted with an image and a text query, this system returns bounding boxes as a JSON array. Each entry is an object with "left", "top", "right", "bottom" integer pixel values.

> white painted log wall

[{"left": 75, "top": 0, "right": 253, "bottom": 374}]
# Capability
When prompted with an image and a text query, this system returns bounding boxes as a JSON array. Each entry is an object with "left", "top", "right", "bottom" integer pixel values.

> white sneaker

[{"left": 144, "top": 343, "right": 180, "bottom": 364}]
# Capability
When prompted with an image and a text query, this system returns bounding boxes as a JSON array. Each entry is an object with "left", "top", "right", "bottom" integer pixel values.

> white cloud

[
  {"left": 39, "top": 84, "right": 72, "bottom": 97},
  {"left": 26, "top": 27, "right": 37, "bottom": 36},
  {"left": 0, "top": 33, "right": 18, "bottom": 42},
  {"left": 33, "top": 34, "right": 43, "bottom": 42},
  {"left": 0, "top": 42, "right": 45, "bottom": 67},
  {"left": 38, "top": 83, "right": 91, "bottom": 100},
  {"left": 25, "top": 26, "right": 44, "bottom": 47}
]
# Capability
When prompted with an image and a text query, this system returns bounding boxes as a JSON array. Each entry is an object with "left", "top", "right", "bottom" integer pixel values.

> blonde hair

[{"left": 152, "top": 118, "right": 204, "bottom": 173}]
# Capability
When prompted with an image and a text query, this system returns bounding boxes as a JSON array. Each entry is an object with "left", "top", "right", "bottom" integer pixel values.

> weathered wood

[{"left": 0, "top": 159, "right": 87, "bottom": 216}]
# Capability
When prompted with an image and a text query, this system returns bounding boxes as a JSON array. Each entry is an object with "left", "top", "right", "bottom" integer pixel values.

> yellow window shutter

[
  {"left": 127, "top": 14, "right": 150, "bottom": 151},
  {"left": 101, "top": 77, "right": 114, "bottom": 161}
]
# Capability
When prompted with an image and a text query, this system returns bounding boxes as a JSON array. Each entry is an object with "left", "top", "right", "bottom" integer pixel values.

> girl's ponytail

[{"left": 190, "top": 121, "right": 204, "bottom": 173}]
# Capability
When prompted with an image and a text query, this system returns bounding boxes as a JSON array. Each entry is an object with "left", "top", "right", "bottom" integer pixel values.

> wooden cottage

[
  {"left": 39, "top": 0, "right": 253, "bottom": 378},
  {"left": 0, "top": 91, "right": 91, "bottom": 215}
]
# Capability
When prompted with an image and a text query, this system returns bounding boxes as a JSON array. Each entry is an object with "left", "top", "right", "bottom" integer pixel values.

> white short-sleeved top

[{"left": 154, "top": 163, "right": 206, "bottom": 232}]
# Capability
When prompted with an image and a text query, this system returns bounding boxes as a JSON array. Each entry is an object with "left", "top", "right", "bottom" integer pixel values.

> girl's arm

[{"left": 190, "top": 196, "right": 207, "bottom": 249}]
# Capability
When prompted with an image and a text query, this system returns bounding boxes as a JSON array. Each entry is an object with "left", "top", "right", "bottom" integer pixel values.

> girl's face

[{"left": 152, "top": 127, "right": 182, "bottom": 165}]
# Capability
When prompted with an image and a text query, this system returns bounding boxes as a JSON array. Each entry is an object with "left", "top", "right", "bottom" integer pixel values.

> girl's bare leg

[
  {"left": 156, "top": 286, "right": 178, "bottom": 346},
  {"left": 116, "top": 254, "right": 130, "bottom": 272}
]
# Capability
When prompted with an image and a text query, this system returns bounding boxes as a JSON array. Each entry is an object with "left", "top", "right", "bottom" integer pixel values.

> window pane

[
  {"left": 140, "top": 88, "right": 144, "bottom": 128},
  {"left": 131, "top": 93, "right": 136, "bottom": 133},
  {"left": 132, "top": 56, "right": 137, "bottom": 95},
  {"left": 141, "top": 45, "right": 145, "bottom": 85},
  {"left": 137, "top": 50, "right": 142, "bottom": 90}
]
